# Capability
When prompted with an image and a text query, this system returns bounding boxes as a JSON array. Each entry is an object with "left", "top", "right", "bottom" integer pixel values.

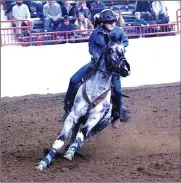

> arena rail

[
  {"left": 176, "top": 8, "right": 181, "bottom": 33},
  {"left": 0, "top": 21, "right": 179, "bottom": 47},
  {"left": 1, "top": 19, "right": 31, "bottom": 46}
]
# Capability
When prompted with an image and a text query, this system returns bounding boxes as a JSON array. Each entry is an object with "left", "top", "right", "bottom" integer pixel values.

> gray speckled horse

[{"left": 35, "top": 40, "right": 130, "bottom": 171}]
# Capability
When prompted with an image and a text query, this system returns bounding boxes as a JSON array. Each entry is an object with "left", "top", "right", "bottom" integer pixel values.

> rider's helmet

[{"left": 99, "top": 9, "right": 116, "bottom": 24}]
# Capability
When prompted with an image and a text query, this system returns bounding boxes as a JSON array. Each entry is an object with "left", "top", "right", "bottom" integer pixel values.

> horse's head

[{"left": 105, "top": 40, "right": 130, "bottom": 77}]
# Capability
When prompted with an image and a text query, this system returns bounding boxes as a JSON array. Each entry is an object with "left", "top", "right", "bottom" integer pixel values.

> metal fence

[{"left": 1, "top": 9, "right": 180, "bottom": 47}]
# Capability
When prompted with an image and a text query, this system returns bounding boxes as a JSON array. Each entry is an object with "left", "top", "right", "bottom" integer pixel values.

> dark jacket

[
  {"left": 91, "top": 1, "right": 105, "bottom": 15},
  {"left": 135, "top": 1, "right": 152, "bottom": 12},
  {"left": 133, "top": 18, "right": 148, "bottom": 26},
  {"left": 89, "top": 25, "right": 129, "bottom": 59},
  {"left": 61, "top": 6, "right": 75, "bottom": 17},
  {"left": 56, "top": 23, "right": 75, "bottom": 32}
]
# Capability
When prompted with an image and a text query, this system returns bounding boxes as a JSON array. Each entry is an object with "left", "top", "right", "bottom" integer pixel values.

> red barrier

[
  {"left": 123, "top": 22, "right": 178, "bottom": 37},
  {"left": 1, "top": 19, "right": 31, "bottom": 46},
  {"left": 176, "top": 8, "right": 181, "bottom": 33},
  {"left": 0, "top": 14, "right": 180, "bottom": 47}
]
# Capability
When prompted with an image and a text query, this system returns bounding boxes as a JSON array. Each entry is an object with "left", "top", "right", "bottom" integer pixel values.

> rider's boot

[
  {"left": 111, "top": 93, "right": 131, "bottom": 128},
  {"left": 59, "top": 80, "right": 79, "bottom": 122}
]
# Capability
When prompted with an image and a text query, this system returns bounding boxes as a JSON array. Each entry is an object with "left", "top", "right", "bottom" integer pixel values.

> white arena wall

[{"left": 1, "top": 35, "right": 180, "bottom": 98}]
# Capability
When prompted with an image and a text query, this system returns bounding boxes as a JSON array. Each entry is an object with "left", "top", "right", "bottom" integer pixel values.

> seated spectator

[
  {"left": 135, "top": 1, "right": 152, "bottom": 21},
  {"left": 133, "top": 12, "right": 149, "bottom": 26},
  {"left": 152, "top": 0, "right": 169, "bottom": 24},
  {"left": 61, "top": 1, "right": 75, "bottom": 19},
  {"left": 91, "top": 0, "right": 105, "bottom": 17},
  {"left": 5, "top": 1, "right": 16, "bottom": 20},
  {"left": 75, "top": 1, "right": 91, "bottom": 19},
  {"left": 74, "top": 12, "right": 94, "bottom": 37},
  {"left": 57, "top": 0, "right": 64, "bottom": 8},
  {"left": 43, "top": 0, "right": 62, "bottom": 31},
  {"left": 75, "top": 1, "right": 81, "bottom": 10},
  {"left": 32, "top": 1, "right": 44, "bottom": 18},
  {"left": 133, "top": 12, "right": 149, "bottom": 37},
  {"left": 56, "top": 15, "right": 76, "bottom": 40},
  {"left": 115, "top": 11, "right": 125, "bottom": 28},
  {"left": 12, "top": 0, "right": 34, "bottom": 36},
  {"left": 23, "top": 1, "right": 44, "bottom": 18}
]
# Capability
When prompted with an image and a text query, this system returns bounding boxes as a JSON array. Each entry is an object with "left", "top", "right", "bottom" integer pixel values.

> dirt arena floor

[{"left": 1, "top": 83, "right": 180, "bottom": 182}]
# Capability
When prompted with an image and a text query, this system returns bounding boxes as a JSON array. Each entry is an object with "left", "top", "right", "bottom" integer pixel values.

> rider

[{"left": 60, "top": 9, "right": 131, "bottom": 124}]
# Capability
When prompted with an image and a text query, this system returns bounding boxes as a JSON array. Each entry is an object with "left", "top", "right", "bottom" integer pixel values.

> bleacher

[
  {"left": 1, "top": 0, "right": 179, "bottom": 47},
  {"left": 3, "top": 0, "right": 137, "bottom": 32}
]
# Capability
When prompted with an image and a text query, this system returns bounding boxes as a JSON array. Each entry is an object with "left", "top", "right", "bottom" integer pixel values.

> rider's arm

[
  {"left": 119, "top": 28, "right": 129, "bottom": 48},
  {"left": 88, "top": 31, "right": 100, "bottom": 59}
]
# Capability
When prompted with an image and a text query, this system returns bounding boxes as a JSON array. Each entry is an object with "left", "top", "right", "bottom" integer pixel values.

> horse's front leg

[{"left": 35, "top": 92, "right": 88, "bottom": 170}]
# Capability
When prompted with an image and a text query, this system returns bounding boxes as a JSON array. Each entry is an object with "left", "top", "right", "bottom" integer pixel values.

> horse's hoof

[
  {"left": 64, "top": 148, "right": 75, "bottom": 161},
  {"left": 64, "top": 153, "right": 73, "bottom": 161},
  {"left": 35, "top": 164, "right": 44, "bottom": 171}
]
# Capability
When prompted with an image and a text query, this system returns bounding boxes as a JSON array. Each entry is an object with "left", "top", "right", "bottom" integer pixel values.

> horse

[{"left": 35, "top": 39, "right": 130, "bottom": 171}]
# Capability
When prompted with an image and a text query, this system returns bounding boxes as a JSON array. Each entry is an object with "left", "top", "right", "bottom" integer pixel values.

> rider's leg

[
  {"left": 111, "top": 76, "right": 130, "bottom": 122},
  {"left": 60, "top": 62, "right": 93, "bottom": 121}
]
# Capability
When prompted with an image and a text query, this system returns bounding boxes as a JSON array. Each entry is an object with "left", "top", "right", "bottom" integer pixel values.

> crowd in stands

[{"left": 1, "top": 0, "right": 172, "bottom": 43}]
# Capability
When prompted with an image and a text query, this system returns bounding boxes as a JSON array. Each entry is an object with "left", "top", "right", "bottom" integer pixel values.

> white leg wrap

[
  {"left": 76, "top": 131, "right": 84, "bottom": 141},
  {"left": 52, "top": 140, "right": 64, "bottom": 151}
]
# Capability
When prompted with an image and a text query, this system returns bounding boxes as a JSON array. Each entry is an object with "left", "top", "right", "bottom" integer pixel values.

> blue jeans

[
  {"left": 44, "top": 17, "right": 61, "bottom": 31},
  {"left": 64, "top": 62, "right": 123, "bottom": 115},
  {"left": 155, "top": 12, "right": 168, "bottom": 23}
]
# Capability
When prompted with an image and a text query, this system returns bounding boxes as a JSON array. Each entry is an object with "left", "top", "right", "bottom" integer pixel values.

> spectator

[
  {"left": 43, "top": 0, "right": 62, "bottom": 31},
  {"left": 56, "top": 15, "right": 76, "bottom": 40},
  {"left": 115, "top": 11, "right": 125, "bottom": 28},
  {"left": 152, "top": 0, "right": 169, "bottom": 23},
  {"left": 32, "top": 1, "right": 44, "bottom": 18},
  {"left": 57, "top": 0, "right": 64, "bottom": 8},
  {"left": 75, "top": 1, "right": 91, "bottom": 19},
  {"left": 135, "top": 1, "right": 152, "bottom": 21},
  {"left": 74, "top": 12, "right": 94, "bottom": 30},
  {"left": 75, "top": 1, "right": 81, "bottom": 10},
  {"left": 5, "top": 1, "right": 16, "bottom": 20},
  {"left": 12, "top": 0, "right": 34, "bottom": 35},
  {"left": 74, "top": 12, "right": 94, "bottom": 37},
  {"left": 133, "top": 12, "right": 149, "bottom": 37},
  {"left": 61, "top": 1, "right": 75, "bottom": 19},
  {"left": 91, "top": 0, "right": 105, "bottom": 16}
]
